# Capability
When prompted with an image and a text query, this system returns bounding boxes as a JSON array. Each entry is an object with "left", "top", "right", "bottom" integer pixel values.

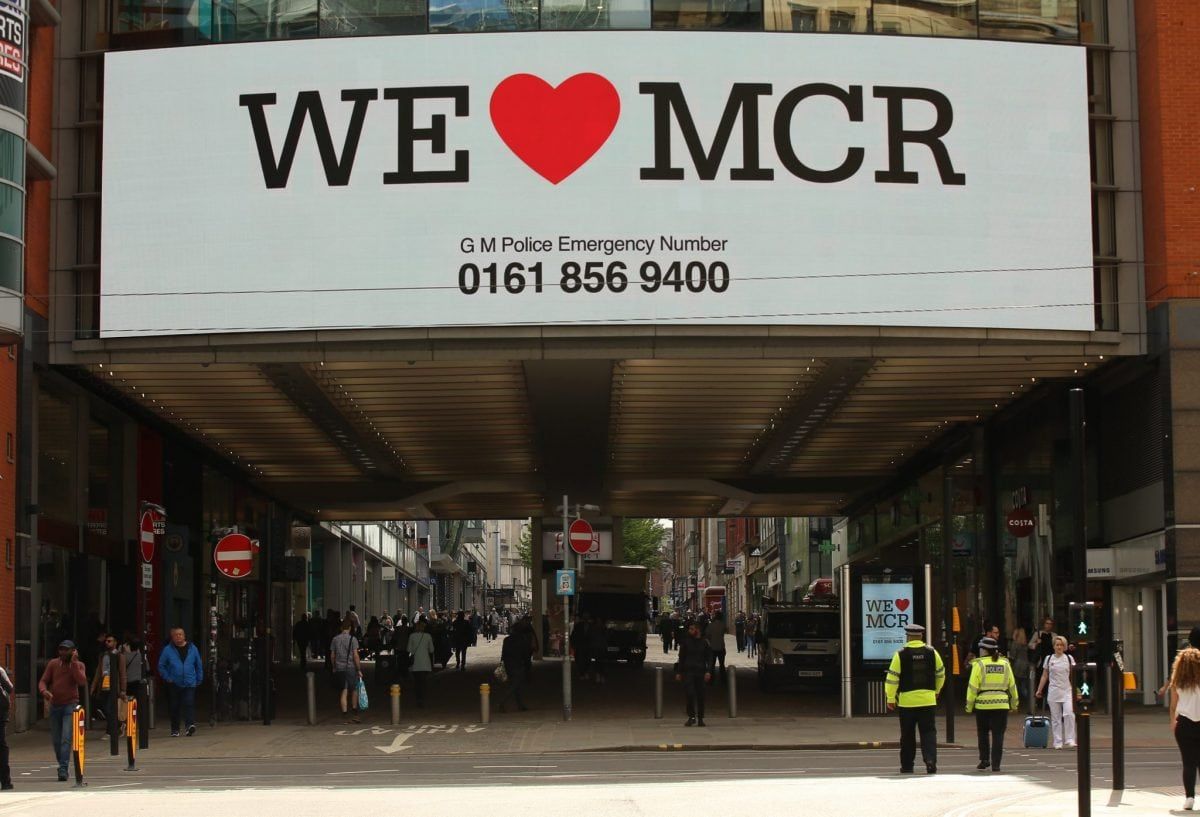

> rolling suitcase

[{"left": 1023, "top": 714, "right": 1051, "bottom": 748}]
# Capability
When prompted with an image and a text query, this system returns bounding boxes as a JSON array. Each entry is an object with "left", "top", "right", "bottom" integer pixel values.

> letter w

[{"left": 240, "top": 90, "right": 378, "bottom": 189}]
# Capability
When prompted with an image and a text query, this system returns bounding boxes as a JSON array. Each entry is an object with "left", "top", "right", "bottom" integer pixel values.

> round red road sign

[
  {"left": 1006, "top": 508, "right": 1036, "bottom": 538},
  {"left": 139, "top": 511, "right": 156, "bottom": 563},
  {"left": 213, "top": 533, "right": 256, "bottom": 579},
  {"left": 568, "top": 518, "right": 594, "bottom": 555}
]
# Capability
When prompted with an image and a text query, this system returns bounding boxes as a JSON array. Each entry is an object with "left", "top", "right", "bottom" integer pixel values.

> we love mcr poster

[{"left": 861, "top": 574, "right": 915, "bottom": 662}]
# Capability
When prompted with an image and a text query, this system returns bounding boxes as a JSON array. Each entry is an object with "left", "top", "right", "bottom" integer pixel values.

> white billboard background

[
  {"left": 861, "top": 578, "right": 914, "bottom": 662},
  {"left": 101, "top": 33, "right": 1093, "bottom": 337}
]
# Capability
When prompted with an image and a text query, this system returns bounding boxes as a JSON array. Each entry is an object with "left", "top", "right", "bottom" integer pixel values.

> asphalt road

[{"left": 4, "top": 746, "right": 1181, "bottom": 791}]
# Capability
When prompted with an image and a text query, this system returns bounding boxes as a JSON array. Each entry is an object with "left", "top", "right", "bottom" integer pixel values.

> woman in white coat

[{"left": 1035, "top": 635, "right": 1077, "bottom": 749}]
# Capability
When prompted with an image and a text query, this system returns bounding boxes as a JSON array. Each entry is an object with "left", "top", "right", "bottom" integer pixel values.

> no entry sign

[
  {"left": 568, "top": 518, "right": 594, "bottom": 555},
  {"left": 139, "top": 511, "right": 156, "bottom": 563},
  {"left": 213, "top": 533, "right": 256, "bottom": 579}
]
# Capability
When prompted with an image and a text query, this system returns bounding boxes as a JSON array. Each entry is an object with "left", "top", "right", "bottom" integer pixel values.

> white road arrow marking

[{"left": 375, "top": 732, "right": 414, "bottom": 754}]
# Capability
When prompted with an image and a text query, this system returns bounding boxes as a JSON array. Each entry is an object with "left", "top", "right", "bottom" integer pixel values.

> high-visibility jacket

[
  {"left": 966, "top": 656, "right": 1019, "bottom": 712},
  {"left": 885, "top": 641, "right": 946, "bottom": 708}
]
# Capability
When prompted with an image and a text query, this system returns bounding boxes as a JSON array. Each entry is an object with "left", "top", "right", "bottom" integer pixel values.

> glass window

[
  {"left": 0, "top": 183, "right": 22, "bottom": 239},
  {"left": 430, "top": 0, "right": 538, "bottom": 32},
  {"left": 873, "top": 1, "right": 976, "bottom": 37},
  {"left": 37, "top": 390, "right": 75, "bottom": 524},
  {"left": 321, "top": 0, "right": 427, "bottom": 35},
  {"left": 653, "top": 0, "right": 762, "bottom": 30},
  {"left": 979, "top": 0, "right": 1078, "bottom": 42},
  {"left": 0, "top": 236, "right": 19, "bottom": 292},
  {"left": 116, "top": 0, "right": 209, "bottom": 34},
  {"left": 233, "top": 0, "right": 320, "bottom": 40},
  {"left": 765, "top": 0, "right": 865, "bottom": 32},
  {"left": 542, "top": 0, "right": 651, "bottom": 29},
  {"left": 0, "top": 131, "right": 22, "bottom": 185}
]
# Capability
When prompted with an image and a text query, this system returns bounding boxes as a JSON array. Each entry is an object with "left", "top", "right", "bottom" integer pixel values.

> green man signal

[
  {"left": 1068, "top": 601, "right": 1097, "bottom": 646},
  {"left": 1079, "top": 681, "right": 1091, "bottom": 698}
]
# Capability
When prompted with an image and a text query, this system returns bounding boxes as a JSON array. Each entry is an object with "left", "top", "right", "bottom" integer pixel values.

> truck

[
  {"left": 576, "top": 564, "right": 650, "bottom": 666},
  {"left": 757, "top": 599, "right": 840, "bottom": 691}
]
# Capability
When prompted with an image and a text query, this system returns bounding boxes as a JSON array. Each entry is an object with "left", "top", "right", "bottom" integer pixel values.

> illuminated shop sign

[{"left": 101, "top": 33, "right": 1093, "bottom": 337}]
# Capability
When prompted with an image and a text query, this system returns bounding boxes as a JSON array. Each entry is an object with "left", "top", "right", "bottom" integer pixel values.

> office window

[
  {"left": 430, "top": 0, "right": 538, "bottom": 32},
  {"left": 542, "top": 0, "right": 651, "bottom": 29},
  {"left": 321, "top": 0, "right": 427, "bottom": 35},
  {"left": 765, "top": 0, "right": 864, "bottom": 32},
  {"left": 979, "top": 0, "right": 1078, "bottom": 42},
  {"left": 873, "top": 1, "right": 977, "bottom": 37},
  {"left": 653, "top": 0, "right": 762, "bottom": 30}
]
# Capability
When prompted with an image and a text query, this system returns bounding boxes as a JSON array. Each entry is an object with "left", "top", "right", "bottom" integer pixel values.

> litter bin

[{"left": 375, "top": 652, "right": 397, "bottom": 686}]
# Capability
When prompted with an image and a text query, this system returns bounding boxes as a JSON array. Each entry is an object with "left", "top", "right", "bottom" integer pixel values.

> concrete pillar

[
  {"left": 611, "top": 516, "right": 624, "bottom": 565},
  {"left": 532, "top": 517, "right": 544, "bottom": 658}
]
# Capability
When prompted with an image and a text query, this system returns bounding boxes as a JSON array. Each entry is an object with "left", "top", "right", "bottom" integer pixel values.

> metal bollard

[
  {"left": 727, "top": 667, "right": 737, "bottom": 718},
  {"left": 147, "top": 682, "right": 156, "bottom": 732},
  {"left": 480, "top": 683, "right": 491, "bottom": 724},
  {"left": 390, "top": 684, "right": 401, "bottom": 726},
  {"left": 306, "top": 672, "right": 317, "bottom": 726},
  {"left": 654, "top": 666, "right": 664, "bottom": 719}
]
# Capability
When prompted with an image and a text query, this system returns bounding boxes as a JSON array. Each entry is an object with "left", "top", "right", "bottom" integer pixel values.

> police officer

[
  {"left": 885, "top": 623, "right": 945, "bottom": 774},
  {"left": 966, "top": 635, "right": 1019, "bottom": 772}
]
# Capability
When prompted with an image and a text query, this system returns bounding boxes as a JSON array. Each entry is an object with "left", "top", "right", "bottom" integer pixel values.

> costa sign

[
  {"left": 1006, "top": 507, "right": 1036, "bottom": 539},
  {"left": 102, "top": 34, "right": 1092, "bottom": 337}
]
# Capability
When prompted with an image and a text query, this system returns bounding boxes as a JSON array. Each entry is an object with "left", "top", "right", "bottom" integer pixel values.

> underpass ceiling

[{"left": 84, "top": 349, "right": 1109, "bottom": 520}]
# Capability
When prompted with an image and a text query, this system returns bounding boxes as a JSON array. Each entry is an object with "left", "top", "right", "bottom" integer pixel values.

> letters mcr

[{"left": 239, "top": 82, "right": 964, "bottom": 189}]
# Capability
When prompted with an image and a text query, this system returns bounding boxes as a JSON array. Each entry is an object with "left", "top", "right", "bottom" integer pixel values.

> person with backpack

[
  {"left": 0, "top": 663, "right": 14, "bottom": 790},
  {"left": 966, "top": 636, "right": 1019, "bottom": 772},
  {"left": 1035, "top": 635, "right": 1077, "bottom": 749},
  {"left": 122, "top": 639, "right": 149, "bottom": 741},
  {"left": 329, "top": 619, "right": 362, "bottom": 724}
]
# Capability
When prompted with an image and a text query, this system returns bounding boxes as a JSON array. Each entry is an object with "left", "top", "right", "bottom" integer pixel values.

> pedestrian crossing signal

[{"left": 1068, "top": 601, "right": 1096, "bottom": 645}]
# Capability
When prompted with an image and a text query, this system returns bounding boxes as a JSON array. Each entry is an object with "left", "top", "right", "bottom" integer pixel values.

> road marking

[
  {"left": 96, "top": 782, "right": 143, "bottom": 789},
  {"left": 327, "top": 770, "right": 396, "bottom": 776},
  {"left": 375, "top": 732, "right": 414, "bottom": 754},
  {"left": 474, "top": 765, "right": 556, "bottom": 769}
]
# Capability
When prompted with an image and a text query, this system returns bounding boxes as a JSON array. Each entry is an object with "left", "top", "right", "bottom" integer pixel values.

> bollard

[
  {"left": 147, "top": 682, "right": 156, "bottom": 732},
  {"left": 390, "top": 684, "right": 401, "bottom": 726},
  {"left": 305, "top": 672, "right": 317, "bottom": 725},
  {"left": 480, "top": 683, "right": 491, "bottom": 724},
  {"left": 71, "top": 705, "right": 86, "bottom": 787},
  {"left": 124, "top": 698, "right": 139, "bottom": 772},
  {"left": 1112, "top": 661, "right": 1125, "bottom": 791},
  {"left": 727, "top": 666, "right": 737, "bottom": 718},
  {"left": 654, "top": 666, "right": 663, "bottom": 719},
  {"left": 82, "top": 683, "right": 91, "bottom": 730}
]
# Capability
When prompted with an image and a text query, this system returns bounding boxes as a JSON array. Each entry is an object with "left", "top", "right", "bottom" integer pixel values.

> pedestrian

[
  {"left": 1009, "top": 627, "right": 1030, "bottom": 705},
  {"left": 497, "top": 619, "right": 534, "bottom": 713},
  {"left": 156, "top": 626, "right": 204, "bottom": 738},
  {"left": 706, "top": 614, "right": 727, "bottom": 682},
  {"left": 38, "top": 640, "right": 87, "bottom": 781},
  {"left": 735, "top": 612, "right": 747, "bottom": 654},
  {"left": 1034, "top": 635, "right": 1077, "bottom": 749},
  {"left": 571, "top": 613, "right": 592, "bottom": 680},
  {"left": 1169, "top": 646, "right": 1200, "bottom": 811},
  {"left": 293, "top": 613, "right": 310, "bottom": 667},
  {"left": 0, "top": 662, "right": 14, "bottom": 790},
  {"left": 966, "top": 636, "right": 1019, "bottom": 771},
  {"left": 346, "top": 605, "right": 362, "bottom": 639},
  {"left": 588, "top": 617, "right": 608, "bottom": 683},
  {"left": 966, "top": 622, "right": 1003, "bottom": 664},
  {"left": 122, "top": 638, "right": 149, "bottom": 737},
  {"left": 1027, "top": 616, "right": 1059, "bottom": 694},
  {"left": 749, "top": 616, "right": 763, "bottom": 659},
  {"left": 90, "top": 632, "right": 126, "bottom": 743},
  {"left": 675, "top": 620, "right": 712, "bottom": 726},
  {"left": 451, "top": 610, "right": 473, "bottom": 671},
  {"left": 884, "top": 623, "right": 945, "bottom": 774},
  {"left": 407, "top": 619, "right": 435, "bottom": 707},
  {"left": 329, "top": 618, "right": 363, "bottom": 724}
]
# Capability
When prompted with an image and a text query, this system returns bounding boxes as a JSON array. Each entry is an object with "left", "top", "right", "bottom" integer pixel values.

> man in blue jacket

[{"left": 157, "top": 627, "right": 203, "bottom": 737}]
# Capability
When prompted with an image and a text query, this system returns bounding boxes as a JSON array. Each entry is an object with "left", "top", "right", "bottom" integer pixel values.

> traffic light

[
  {"left": 1075, "top": 661, "right": 1098, "bottom": 706},
  {"left": 1068, "top": 601, "right": 1097, "bottom": 644}
]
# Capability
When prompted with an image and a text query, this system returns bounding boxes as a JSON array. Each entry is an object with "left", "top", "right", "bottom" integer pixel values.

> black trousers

[
  {"left": 709, "top": 649, "right": 726, "bottom": 679},
  {"left": 1176, "top": 715, "right": 1200, "bottom": 798},
  {"left": 0, "top": 718, "right": 10, "bottom": 788},
  {"left": 898, "top": 706, "right": 937, "bottom": 770},
  {"left": 975, "top": 709, "right": 1009, "bottom": 769},
  {"left": 683, "top": 672, "right": 706, "bottom": 719}
]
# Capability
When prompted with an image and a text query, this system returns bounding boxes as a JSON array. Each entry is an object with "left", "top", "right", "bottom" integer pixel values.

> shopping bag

[
  {"left": 494, "top": 663, "right": 508, "bottom": 683},
  {"left": 356, "top": 678, "right": 369, "bottom": 710}
]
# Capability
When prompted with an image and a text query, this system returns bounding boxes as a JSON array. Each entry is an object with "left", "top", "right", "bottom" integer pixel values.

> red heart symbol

[
  {"left": 895, "top": 599, "right": 910, "bottom": 612},
  {"left": 490, "top": 73, "right": 620, "bottom": 185}
]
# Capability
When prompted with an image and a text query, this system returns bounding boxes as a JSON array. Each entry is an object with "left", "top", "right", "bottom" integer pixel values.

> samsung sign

[{"left": 100, "top": 33, "right": 1092, "bottom": 337}]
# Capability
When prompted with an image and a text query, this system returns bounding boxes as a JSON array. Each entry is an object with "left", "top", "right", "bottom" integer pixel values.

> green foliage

[{"left": 622, "top": 518, "right": 669, "bottom": 570}]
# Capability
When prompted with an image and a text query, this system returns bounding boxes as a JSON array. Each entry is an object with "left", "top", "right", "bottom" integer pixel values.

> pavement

[{"left": 4, "top": 634, "right": 1176, "bottom": 761}]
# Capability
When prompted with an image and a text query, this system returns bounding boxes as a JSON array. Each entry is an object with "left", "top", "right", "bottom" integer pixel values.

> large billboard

[{"left": 100, "top": 33, "right": 1093, "bottom": 337}]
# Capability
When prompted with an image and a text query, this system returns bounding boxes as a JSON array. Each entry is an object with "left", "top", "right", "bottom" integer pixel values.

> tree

[
  {"left": 516, "top": 523, "right": 532, "bottom": 568},
  {"left": 622, "top": 518, "right": 669, "bottom": 571}
]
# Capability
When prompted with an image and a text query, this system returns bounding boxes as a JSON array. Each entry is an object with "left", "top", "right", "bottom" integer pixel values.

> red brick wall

[{"left": 1137, "top": 0, "right": 1200, "bottom": 303}]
